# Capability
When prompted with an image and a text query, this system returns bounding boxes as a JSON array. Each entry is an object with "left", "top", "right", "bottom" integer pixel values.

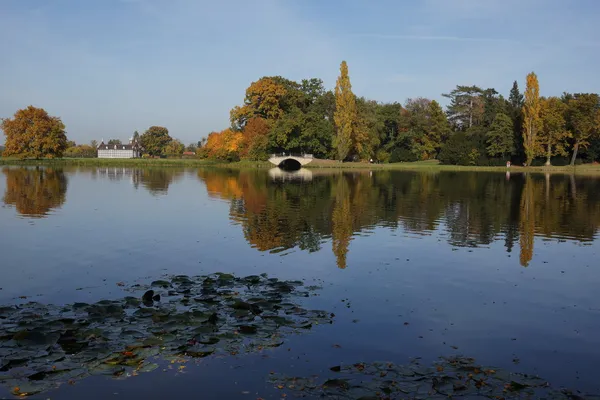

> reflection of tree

[
  {"left": 332, "top": 177, "right": 353, "bottom": 269},
  {"left": 196, "top": 168, "right": 600, "bottom": 269},
  {"left": 519, "top": 175, "right": 535, "bottom": 267},
  {"left": 132, "top": 168, "right": 184, "bottom": 195},
  {"left": 2, "top": 167, "right": 68, "bottom": 218}
]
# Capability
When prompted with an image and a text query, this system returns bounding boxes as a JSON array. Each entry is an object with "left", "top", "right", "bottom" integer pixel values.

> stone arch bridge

[{"left": 268, "top": 153, "right": 313, "bottom": 170}]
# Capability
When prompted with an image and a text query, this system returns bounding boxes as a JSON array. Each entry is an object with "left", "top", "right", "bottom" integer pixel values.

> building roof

[{"left": 98, "top": 141, "right": 140, "bottom": 150}]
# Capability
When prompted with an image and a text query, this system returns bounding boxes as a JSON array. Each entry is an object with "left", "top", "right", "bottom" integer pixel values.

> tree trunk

[
  {"left": 545, "top": 144, "right": 551, "bottom": 166},
  {"left": 469, "top": 99, "right": 473, "bottom": 128},
  {"left": 570, "top": 141, "right": 580, "bottom": 166}
]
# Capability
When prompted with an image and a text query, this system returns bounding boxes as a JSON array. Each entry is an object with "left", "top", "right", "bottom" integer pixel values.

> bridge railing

[{"left": 270, "top": 153, "right": 313, "bottom": 158}]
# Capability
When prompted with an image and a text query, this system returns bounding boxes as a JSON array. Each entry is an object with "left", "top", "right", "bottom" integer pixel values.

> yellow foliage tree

[
  {"left": 1, "top": 106, "right": 68, "bottom": 159},
  {"left": 230, "top": 78, "right": 287, "bottom": 129},
  {"left": 333, "top": 61, "right": 357, "bottom": 161},
  {"left": 204, "top": 129, "right": 244, "bottom": 161},
  {"left": 522, "top": 72, "right": 542, "bottom": 166}
]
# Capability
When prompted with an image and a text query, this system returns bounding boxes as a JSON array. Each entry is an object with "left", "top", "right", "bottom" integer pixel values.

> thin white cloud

[{"left": 350, "top": 33, "right": 513, "bottom": 44}]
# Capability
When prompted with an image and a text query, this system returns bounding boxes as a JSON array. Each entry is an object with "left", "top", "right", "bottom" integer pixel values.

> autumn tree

[
  {"left": 230, "top": 77, "right": 287, "bottom": 129},
  {"left": 522, "top": 72, "right": 542, "bottom": 166},
  {"left": 333, "top": 61, "right": 357, "bottom": 161},
  {"left": 565, "top": 93, "right": 600, "bottom": 165},
  {"left": 539, "top": 97, "right": 570, "bottom": 166},
  {"left": 241, "top": 117, "right": 270, "bottom": 161},
  {"left": 140, "top": 126, "right": 172, "bottom": 157},
  {"left": 485, "top": 113, "right": 515, "bottom": 159},
  {"left": 1, "top": 106, "right": 68, "bottom": 159},
  {"left": 203, "top": 129, "right": 244, "bottom": 161},
  {"left": 164, "top": 139, "right": 185, "bottom": 157}
]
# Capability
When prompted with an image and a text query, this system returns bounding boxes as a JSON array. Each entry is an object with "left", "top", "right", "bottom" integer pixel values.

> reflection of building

[{"left": 97, "top": 139, "right": 141, "bottom": 158}]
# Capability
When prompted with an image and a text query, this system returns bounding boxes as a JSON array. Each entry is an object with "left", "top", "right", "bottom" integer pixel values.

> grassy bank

[
  {"left": 1, "top": 157, "right": 600, "bottom": 175},
  {"left": 0, "top": 157, "right": 272, "bottom": 169},
  {"left": 308, "top": 159, "right": 600, "bottom": 175}
]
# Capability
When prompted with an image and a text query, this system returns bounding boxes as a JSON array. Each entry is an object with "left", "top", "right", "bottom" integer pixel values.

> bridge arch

[
  {"left": 268, "top": 154, "right": 313, "bottom": 169},
  {"left": 278, "top": 158, "right": 302, "bottom": 171}
]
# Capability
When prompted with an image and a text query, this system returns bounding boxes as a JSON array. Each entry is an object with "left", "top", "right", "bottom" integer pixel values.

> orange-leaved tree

[
  {"left": 1, "top": 106, "right": 68, "bottom": 159},
  {"left": 241, "top": 117, "right": 271, "bottom": 160},
  {"left": 204, "top": 129, "right": 244, "bottom": 161}
]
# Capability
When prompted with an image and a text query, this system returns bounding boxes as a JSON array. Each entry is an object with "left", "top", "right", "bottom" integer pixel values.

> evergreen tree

[
  {"left": 509, "top": 80, "right": 525, "bottom": 161},
  {"left": 522, "top": 72, "right": 542, "bottom": 166},
  {"left": 333, "top": 61, "right": 357, "bottom": 161},
  {"left": 486, "top": 113, "right": 515, "bottom": 158},
  {"left": 442, "top": 85, "right": 483, "bottom": 130},
  {"left": 509, "top": 81, "right": 524, "bottom": 111}
]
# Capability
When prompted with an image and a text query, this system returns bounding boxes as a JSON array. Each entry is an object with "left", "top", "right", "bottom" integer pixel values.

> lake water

[{"left": 1, "top": 166, "right": 600, "bottom": 399}]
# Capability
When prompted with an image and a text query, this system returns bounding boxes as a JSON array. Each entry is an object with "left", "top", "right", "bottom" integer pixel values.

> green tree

[
  {"left": 333, "top": 61, "right": 357, "bottom": 161},
  {"left": 509, "top": 80, "right": 525, "bottom": 161},
  {"left": 439, "top": 132, "right": 475, "bottom": 165},
  {"left": 90, "top": 140, "right": 98, "bottom": 149},
  {"left": 485, "top": 113, "right": 515, "bottom": 158},
  {"left": 133, "top": 130, "right": 140, "bottom": 142},
  {"left": 428, "top": 100, "right": 452, "bottom": 157},
  {"left": 522, "top": 72, "right": 542, "bottom": 166},
  {"left": 1, "top": 106, "right": 68, "bottom": 159},
  {"left": 164, "top": 139, "right": 185, "bottom": 157},
  {"left": 186, "top": 143, "right": 197, "bottom": 153},
  {"left": 566, "top": 93, "right": 600, "bottom": 165},
  {"left": 140, "top": 126, "right": 172, "bottom": 156},
  {"left": 539, "top": 97, "right": 570, "bottom": 166},
  {"left": 442, "top": 85, "right": 483, "bottom": 130},
  {"left": 107, "top": 139, "right": 122, "bottom": 145}
]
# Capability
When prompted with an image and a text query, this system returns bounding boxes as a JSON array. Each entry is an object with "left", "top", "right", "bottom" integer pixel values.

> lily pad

[{"left": 0, "top": 272, "right": 332, "bottom": 396}]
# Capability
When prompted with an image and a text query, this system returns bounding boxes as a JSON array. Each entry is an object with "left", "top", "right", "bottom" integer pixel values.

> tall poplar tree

[
  {"left": 522, "top": 72, "right": 541, "bottom": 166},
  {"left": 333, "top": 61, "right": 356, "bottom": 161}
]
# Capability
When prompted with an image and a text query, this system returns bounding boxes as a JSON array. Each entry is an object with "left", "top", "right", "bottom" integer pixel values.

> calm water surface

[{"left": 1, "top": 166, "right": 600, "bottom": 398}]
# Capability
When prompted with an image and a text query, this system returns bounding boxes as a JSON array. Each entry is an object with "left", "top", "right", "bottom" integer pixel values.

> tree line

[
  {"left": 2, "top": 62, "right": 599, "bottom": 165},
  {"left": 202, "top": 63, "right": 600, "bottom": 166},
  {"left": 0, "top": 106, "right": 195, "bottom": 159}
]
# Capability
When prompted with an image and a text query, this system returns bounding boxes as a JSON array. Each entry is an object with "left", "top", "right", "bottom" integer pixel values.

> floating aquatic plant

[{"left": 0, "top": 273, "right": 333, "bottom": 396}]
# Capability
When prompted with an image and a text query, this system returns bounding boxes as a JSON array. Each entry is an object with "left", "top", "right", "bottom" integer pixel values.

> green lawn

[{"left": 1, "top": 156, "right": 599, "bottom": 175}]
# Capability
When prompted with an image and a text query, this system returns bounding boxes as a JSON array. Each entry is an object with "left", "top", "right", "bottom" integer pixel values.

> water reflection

[
  {"left": 2, "top": 167, "right": 68, "bottom": 218},
  {"left": 197, "top": 169, "right": 600, "bottom": 269},
  {"left": 268, "top": 167, "right": 313, "bottom": 182},
  {"left": 94, "top": 167, "right": 185, "bottom": 195}
]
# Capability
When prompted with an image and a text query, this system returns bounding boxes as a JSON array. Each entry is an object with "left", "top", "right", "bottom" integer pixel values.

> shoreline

[{"left": 1, "top": 157, "right": 600, "bottom": 175}]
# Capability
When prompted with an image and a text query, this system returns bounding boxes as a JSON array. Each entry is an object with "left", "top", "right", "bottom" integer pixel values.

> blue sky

[{"left": 1, "top": 0, "right": 599, "bottom": 145}]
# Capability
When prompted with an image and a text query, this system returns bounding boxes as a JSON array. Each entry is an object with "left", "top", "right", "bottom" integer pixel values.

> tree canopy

[
  {"left": 140, "top": 126, "right": 172, "bottom": 157},
  {"left": 1, "top": 106, "right": 68, "bottom": 159}
]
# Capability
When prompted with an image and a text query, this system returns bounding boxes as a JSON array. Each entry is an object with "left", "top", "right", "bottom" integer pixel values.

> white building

[{"left": 97, "top": 140, "right": 142, "bottom": 159}]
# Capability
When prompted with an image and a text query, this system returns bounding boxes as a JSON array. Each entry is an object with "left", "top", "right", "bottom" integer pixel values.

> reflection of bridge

[
  {"left": 268, "top": 153, "right": 314, "bottom": 169},
  {"left": 268, "top": 168, "right": 313, "bottom": 182}
]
